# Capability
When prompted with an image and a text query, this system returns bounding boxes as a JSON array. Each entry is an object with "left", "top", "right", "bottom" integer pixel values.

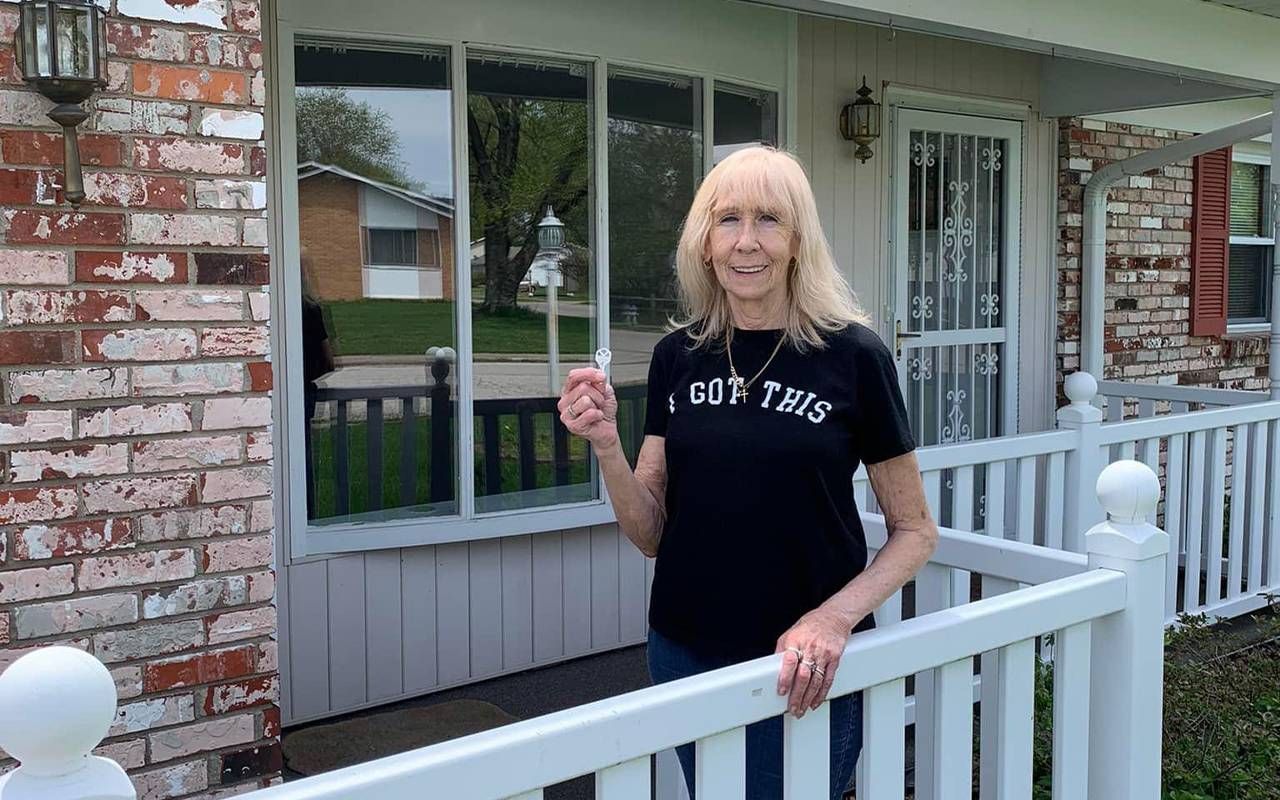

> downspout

[{"left": 1080, "top": 111, "right": 1274, "bottom": 381}]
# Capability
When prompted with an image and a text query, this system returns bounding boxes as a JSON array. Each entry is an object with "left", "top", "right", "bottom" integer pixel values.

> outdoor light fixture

[
  {"left": 839, "top": 76, "right": 881, "bottom": 163},
  {"left": 536, "top": 205, "right": 565, "bottom": 251},
  {"left": 14, "top": 0, "right": 109, "bottom": 206},
  {"left": 536, "top": 205, "right": 566, "bottom": 394}
]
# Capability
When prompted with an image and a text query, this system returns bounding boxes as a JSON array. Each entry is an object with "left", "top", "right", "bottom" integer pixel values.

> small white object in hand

[{"left": 594, "top": 347, "right": 612, "bottom": 374}]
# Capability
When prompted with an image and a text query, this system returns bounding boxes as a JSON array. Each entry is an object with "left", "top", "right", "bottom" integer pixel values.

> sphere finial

[
  {"left": 1064, "top": 372, "right": 1098, "bottom": 405},
  {"left": 1095, "top": 460, "right": 1160, "bottom": 524}
]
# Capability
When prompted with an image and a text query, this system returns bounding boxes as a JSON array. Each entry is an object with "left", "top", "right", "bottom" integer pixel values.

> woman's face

[{"left": 705, "top": 195, "right": 798, "bottom": 311}]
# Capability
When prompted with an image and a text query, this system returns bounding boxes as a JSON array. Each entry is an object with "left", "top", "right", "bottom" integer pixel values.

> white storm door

[{"left": 892, "top": 109, "right": 1022, "bottom": 449}]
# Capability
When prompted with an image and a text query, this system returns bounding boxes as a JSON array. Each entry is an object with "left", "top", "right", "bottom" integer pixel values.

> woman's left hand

[{"left": 775, "top": 607, "right": 856, "bottom": 717}]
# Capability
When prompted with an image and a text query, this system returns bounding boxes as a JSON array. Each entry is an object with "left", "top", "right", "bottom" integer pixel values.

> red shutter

[{"left": 1191, "top": 147, "right": 1232, "bottom": 337}]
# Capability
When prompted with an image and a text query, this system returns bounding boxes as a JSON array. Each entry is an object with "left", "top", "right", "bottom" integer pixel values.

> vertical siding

[{"left": 282, "top": 526, "right": 652, "bottom": 725}]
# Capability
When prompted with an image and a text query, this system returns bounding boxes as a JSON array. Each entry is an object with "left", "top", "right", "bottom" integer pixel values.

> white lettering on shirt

[
  {"left": 690, "top": 381, "right": 706, "bottom": 405},
  {"left": 760, "top": 380, "right": 782, "bottom": 409},
  {"left": 807, "top": 401, "right": 832, "bottom": 424},
  {"left": 776, "top": 387, "right": 804, "bottom": 414},
  {"left": 707, "top": 378, "right": 724, "bottom": 405},
  {"left": 794, "top": 391, "right": 816, "bottom": 416},
  {"left": 669, "top": 393, "right": 676, "bottom": 414}
]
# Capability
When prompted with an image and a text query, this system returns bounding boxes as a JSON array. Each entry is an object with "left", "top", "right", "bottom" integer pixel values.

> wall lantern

[
  {"left": 14, "top": 0, "right": 109, "bottom": 206},
  {"left": 839, "top": 76, "right": 881, "bottom": 163}
]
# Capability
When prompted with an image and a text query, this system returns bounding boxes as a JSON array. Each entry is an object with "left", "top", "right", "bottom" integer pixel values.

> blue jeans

[{"left": 647, "top": 628, "right": 863, "bottom": 800}]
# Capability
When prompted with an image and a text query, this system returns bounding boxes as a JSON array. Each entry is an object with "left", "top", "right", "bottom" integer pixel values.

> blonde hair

[{"left": 672, "top": 146, "right": 868, "bottom": 351}]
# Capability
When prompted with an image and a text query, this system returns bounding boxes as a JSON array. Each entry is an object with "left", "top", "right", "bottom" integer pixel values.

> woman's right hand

[{"left": 558, "top": 368, "right": 619, "bottom": 450}]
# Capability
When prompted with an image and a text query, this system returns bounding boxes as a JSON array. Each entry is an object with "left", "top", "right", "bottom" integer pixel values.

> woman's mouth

[{"left": 731, "top": 264, "right": 768, "bottom": 274}]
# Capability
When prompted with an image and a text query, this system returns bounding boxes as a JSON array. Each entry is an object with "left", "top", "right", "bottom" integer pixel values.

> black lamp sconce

[
  {"left": 838, "top": 76, "right": 881, "bottom": 163},
  {"left": 13, "top": 0, "right": 109, "bottom": 207}
]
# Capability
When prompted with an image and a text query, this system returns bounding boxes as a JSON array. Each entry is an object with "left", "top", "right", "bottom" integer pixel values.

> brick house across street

[{"left": 0, "top": 0, "right": 1279, "bottom": 798}]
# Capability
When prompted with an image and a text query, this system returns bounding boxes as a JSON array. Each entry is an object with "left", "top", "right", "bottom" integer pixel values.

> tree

[{"left": 296, "top": 88, "right": 414, "bottom": 189}]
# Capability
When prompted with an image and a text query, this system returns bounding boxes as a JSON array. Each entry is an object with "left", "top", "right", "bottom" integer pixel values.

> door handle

[{"left": 894, "top": 320, "right": 922, "bottom": 358}]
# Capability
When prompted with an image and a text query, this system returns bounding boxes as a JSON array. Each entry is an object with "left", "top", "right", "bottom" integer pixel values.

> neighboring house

[
  {"left": 297, "top": 162, "right": 455, "bottom": 301},
  {"left": 0, "top": 0, "right": 1279, "bottom": 797}
]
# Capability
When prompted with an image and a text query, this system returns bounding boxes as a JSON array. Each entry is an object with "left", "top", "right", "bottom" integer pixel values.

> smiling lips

[{"left": 730, "top": 264, "right": 769, "bottom": 274}]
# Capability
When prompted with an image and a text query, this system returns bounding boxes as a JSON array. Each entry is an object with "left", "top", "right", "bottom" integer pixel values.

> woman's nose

[{"left": 734, "top": 220, "right": 761, "bottom": 251}]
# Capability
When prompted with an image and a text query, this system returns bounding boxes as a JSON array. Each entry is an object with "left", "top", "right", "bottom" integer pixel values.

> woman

[{"left": 558, "top": 146, "right": 937, "bottom": 799}]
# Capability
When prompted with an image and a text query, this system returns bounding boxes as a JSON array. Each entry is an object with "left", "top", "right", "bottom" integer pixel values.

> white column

[
  {"left": 1270, "top": 94, "right": 1280, "bottom": 400},
  {"left": 1057, "top": 372, "right": 1105, "bottom": 552},
  {"left": 1085, "top": 461, "right": 1170, "bottom": 800},
  {"left": 0, "top": 647, "right": 136, "bottom": 800}
]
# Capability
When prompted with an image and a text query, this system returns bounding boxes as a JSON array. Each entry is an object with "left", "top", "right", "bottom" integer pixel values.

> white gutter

[{"left": 1081, "top": 111, "right": 1274, "bottom": 382}]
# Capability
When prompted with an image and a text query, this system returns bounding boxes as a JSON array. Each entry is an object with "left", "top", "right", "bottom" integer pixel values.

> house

[
  {"left": 297, "top": 162, "right": 455, "bottom": 301},
  {"left": 0, "top": 0, "right": 1278, "bottom": 797}
]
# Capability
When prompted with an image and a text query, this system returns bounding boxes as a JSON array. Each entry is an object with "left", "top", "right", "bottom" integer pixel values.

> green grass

[{"left": 322, "top": 299, "right": 592, "bottom": 357}]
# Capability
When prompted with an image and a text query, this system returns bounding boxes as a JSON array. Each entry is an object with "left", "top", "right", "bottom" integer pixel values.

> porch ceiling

[{"left": 1203, "top": 0, "right": 1280, "bottom": 18}]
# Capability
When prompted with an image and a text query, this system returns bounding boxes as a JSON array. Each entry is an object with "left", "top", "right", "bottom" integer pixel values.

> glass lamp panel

[
  {"left": 53, "top": 4, "right": 92, "bottom": 78},
  {"left": 31, "top": 3, "right": 53, "bottom": 78}
]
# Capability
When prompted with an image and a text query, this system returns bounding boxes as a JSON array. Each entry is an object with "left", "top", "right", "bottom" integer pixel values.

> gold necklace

[{"left": 726, "top": 331, "right": 786, "bottom": 402}]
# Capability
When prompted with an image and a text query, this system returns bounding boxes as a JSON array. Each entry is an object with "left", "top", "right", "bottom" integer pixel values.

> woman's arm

[
  {"left": 596, "top": 435, "right": 667, "bottom": 558},
  {"left": 775, "top": 450, "right": 937, "bottom": 716}
]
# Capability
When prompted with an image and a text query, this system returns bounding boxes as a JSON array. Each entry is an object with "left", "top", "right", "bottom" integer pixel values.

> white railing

[
  {"left": 1098, "top": 378, "right": 1266, "bottom": 420},
  {"left": 858, "top": 372, "right": 1280, "bottom": 625},
  {"left": 0, "top": 461, "right": 1171, "bottom": 800}
]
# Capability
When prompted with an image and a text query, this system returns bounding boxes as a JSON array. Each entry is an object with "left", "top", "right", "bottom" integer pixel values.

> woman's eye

[
  {"left": 759, "top": 214, "right": 780, "bottom": 225},
  {"left": 718, "top": 214, "right": 739, "bottom": 225}
]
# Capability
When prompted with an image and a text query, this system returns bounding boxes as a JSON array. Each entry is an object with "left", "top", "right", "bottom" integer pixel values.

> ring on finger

[
  {"left": 812, "top": 664, "right": 826, "bottom": 677},
  {"left": 801, "top": 658, "right": 817, "bottom": 670},
  {"left": 785, "top": 647, "right": 803, "bottom": 659}
]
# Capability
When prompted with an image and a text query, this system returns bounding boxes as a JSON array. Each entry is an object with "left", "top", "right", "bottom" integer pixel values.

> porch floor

[{"left": 282, "top": 644, "right": 652, "bottom": 798}]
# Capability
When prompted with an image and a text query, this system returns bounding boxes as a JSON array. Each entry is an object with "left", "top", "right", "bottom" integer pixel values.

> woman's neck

[{"left": 728, "top": 294, "right": 787, "bottom": 330}]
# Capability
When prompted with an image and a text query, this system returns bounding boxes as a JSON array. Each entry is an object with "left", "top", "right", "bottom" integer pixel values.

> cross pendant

[{"left": 732, "top": 377, "right": 747, "bottom": 401}]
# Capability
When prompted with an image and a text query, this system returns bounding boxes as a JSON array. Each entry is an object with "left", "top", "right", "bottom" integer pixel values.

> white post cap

[
  {"left": 1063, "top": 371, "right": 1098, "bottom": 405},
  {"left": 1096, "top": 459, "right": 1160, "bottom": 524},
  {"left": 0, "top": 646, "right": 118, "bottom": 777}
]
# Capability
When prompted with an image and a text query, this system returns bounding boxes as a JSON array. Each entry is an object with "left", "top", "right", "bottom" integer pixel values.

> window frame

[
  {"left": 271, "top": 25, "right": 786, "bottom": 559},
  {"left": 1227, "top": 152, "right": 1275, "bottom": 331},
  {"left": 364, "top": 227, "right": 419, "bottom": 266}
]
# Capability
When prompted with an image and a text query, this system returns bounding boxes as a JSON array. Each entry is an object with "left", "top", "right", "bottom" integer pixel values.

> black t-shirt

[{"left": 643, "top": 322, "right": 916, "bottom": 660}]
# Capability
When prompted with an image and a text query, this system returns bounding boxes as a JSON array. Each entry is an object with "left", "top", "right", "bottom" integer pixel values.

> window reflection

[
  {"left": 295, "top": 39, "right": 459, "bottom": 524},
  {"left": 713, "top": 82, "right": 778, "bottom": 164},
  {"left": 466, "top": 53, "right": 597, "bottom": 513}
]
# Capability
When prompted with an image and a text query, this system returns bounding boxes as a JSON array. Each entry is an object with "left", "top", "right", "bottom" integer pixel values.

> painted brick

[
  {"left": 202, "top": 397, "right": 272, "bottom": 430},
  {"left": 82, "top": 475, "right": 199, "bottom": 513},
  {"left": 8, "top": 367, "right": 129, "bottom": 402},
  {"left": 203, "top": 670, "right": 276, "bottom": 716},
  {"left": 0, "top": 131, "right": 123, "bottom": 167},
  {"left": 201, "top": 326, "right": 269, "bottom": 357},
  {"left": 201, "top": 466, "right": 271, "bottom": 503},
  {"left": 78, "top": 549, "right": 197, "bottom": 591},
  {"left": 249, "top": 499, "right": 272, "bottom": 533},
  {"left": 135, "top": 435, "right": 242, "bottom": 472},
  {"left": 118, "top": 0, "right": 229, "bottom": 30},
  {"left": 0, "top": 331, "right": 77, "bottom": 365},
  {"left": 0, "top": 167, "right": 39, "bottom": 205},
  {"left": 0, "top": 88, "right": 51, "bottom": 126},
  {"left": 202, "top": 534, "right": 271, "bottom": 573},
  {"left": 76, "top": 251, "right": 188, "bottom": 283},
  {"left": 143, "top": 644, "right": 255, "bottom": 692},
  {"left": 189, "top": 32, "right": 257, "bottom": 69},
  {"left": 196, "top": 179, "right": 267, "bottom": 210},
  {"left": 246, "top": 362, "right": 272, "bottom": 391},
  {"left": 4, "top": 290, "right": 133, "bottom": 324},
  {"left": 94, "top": 97, "right": 189, "bottom": 136},
  {"left": 249, "top": 71, "right": 265, "bottom": 106},
  {"left": 79, "top": 403, "right": 193, "bottom": 438},
  {"left": 82, "top": 328, "right": 198, "bottom": 361},
  {"left": 150, "top": 714, "right": 255, "bottom": 763},
  {"left": 257, "top": 640, "right": 277, "bottom": 675},
  {"left": 0, "top": 409, "right": 73, "bottom": 445},
  {"left": 81, "top": 172, "right": 189, "bottom": 210},
  {"left": 2, "top": 611, "right": 12, "bottom": 645},
  {"left": 230, "top": 1, "right": 260, "bottom": 33},
  {"left": 95, "top": 738, "right": 147, "bottom": 770},
  {"left": 111, "top": 665, "right": 144, "bottom": 700},
  {"left": 0, "top": 249, "right": 69, "bottom": 284},
  {"left": 14, "top": 519, "right": 135, "bottom": 560},
  {"left": 111, "top": 694, "right": 196, "bottom": 736},
  {"left": 132, "top": 759, "right": 209, "bottom": 800},
  {"left": 246, "top": 570, "right": 274, "bottom": 603},
  {"left": 0, "top": 637, "right": 90, "bottom": 674},
  {"left": 206, "top": 606, "right": 273, "bottom": 644},
  {"left": 132, "top": 363, "right": 246, "bottom": 397},
  {"left": 195, "top": 252, "right": 269, "bottom": 285},
  {"left": 246, "top": 429, "right": 270, "bottom": 461},
  {"left": 134, "top": 137, "right": 244, "bottom": 174},
  {"left": 3, "top": 210, "right": 125, "bottom": 245},
  {"left": 250, "top": 146, "right": 266, "bottom": 177},
  {"left": 138, "top": 505, "right": 247, "bottom": 542},
  {"left": 106, "top": 60, "right": 131, "bottom": 93},
  {"left": 0, "top": 564, "right": 74, "bottom": 603},
  {"left": 107, "top": 21, "right": 190, "bottom": 62},
  {"left": 134, "top": 63, "right": 247, "bottom": 104},
  {"left": 199, "top": 108, "right": 263, "bottom": 140},
  {"left": 248, "top": 292, "right": 269, "bottom": 321},
  {"left": 136, "top": 289, "right": 244, "bottom": 321},
  {"left": 0, "top": 487, "right": 78, "bottom": 525},
  {"left": 9, "top": 443, "right": 130, "bottom": 482},
  {"left": 93, "top": 619, "right": 206, "bottom": 663},
  {"left": 143, "top": 575, "right": 247, "bottom": 619},
  {"left": 242, "top": 217, "right": 268, "bottom": 247},
  {"left": 130, "top": 213, "right": 239, "bottom": 246},
  {"left": 13, "top": 593, "right": 139, "bottom": 639}
]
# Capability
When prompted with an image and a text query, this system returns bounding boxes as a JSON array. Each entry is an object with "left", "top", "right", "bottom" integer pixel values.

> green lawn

[{"left": 323, "top": 299, "right": 592, "bottom": 357}]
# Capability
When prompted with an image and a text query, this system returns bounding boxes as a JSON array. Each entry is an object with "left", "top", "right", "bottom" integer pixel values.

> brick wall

[
  {"left": 0, "top": 1, "right": 280, "bottom": 797},
  {"left": 298, "top": 173, "right": 361, "bottom": 301},
  {"left": 1057, "top": 116, "right": 1271, "bottom": 397}
]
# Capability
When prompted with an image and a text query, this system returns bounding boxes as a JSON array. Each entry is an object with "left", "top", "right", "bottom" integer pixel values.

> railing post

[
  {"left": 0, "top": 646, "right": 136, "bottom": 799},
  {"left": 427, "top": 346, "right": 455, "bottom": 503},
  {"left": 1058, "top": 372, "right": 1106, "bottom": 552},
  {"left": 1086, "top": 460, "right": 1170, "bottom": 800}
]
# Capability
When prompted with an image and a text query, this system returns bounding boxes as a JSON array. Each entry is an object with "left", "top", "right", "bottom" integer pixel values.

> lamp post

[
  {"left": 13, "top": 0, "right": 109, "bottom": 207},
  {"left": 537, "top": 206, "right": 565, "bottom": 394}
]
